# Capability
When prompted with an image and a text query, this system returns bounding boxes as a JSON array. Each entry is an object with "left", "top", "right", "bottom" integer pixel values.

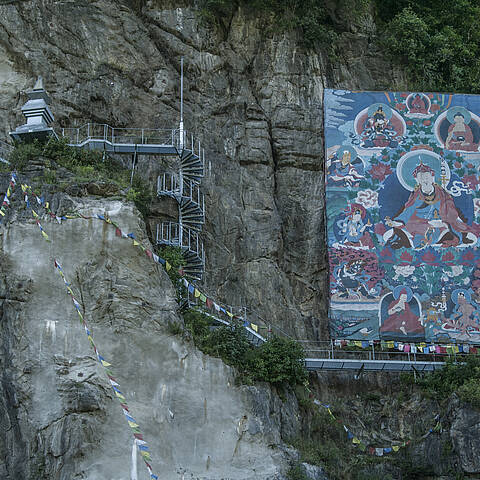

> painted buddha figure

[
  {"left": 446, "top": 112, "right": 475, "bottom": 151},
  {"left": 409, "top": 94, "right": 428, "bottom": 114}
]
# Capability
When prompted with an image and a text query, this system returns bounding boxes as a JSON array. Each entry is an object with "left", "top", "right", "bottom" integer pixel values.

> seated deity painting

[
  {"left": 434, "top": 106, "right": 480, "bottom": 152},
  {"left": 353, "top": 103, "right": 406, "bottom": 149},
  {"left": 324, "top": 90, "right": 480, "bottom": 344},
  {"left": 326, "top": 145, "right": 364, "bottom": 187},
  {"left": 379, "top": 286, "right": 425, "bottom": 341},
  {"left": 405, "top": 93, "right": 432, "bottom": 118},
  {"left": 379, "top": 150, "right": 478, "bottom": 250}
]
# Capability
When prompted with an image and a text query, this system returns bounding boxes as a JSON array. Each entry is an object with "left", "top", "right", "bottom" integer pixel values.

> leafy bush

[
  {"left": 7, "top": 138, "right": 153, "bottom": 218},
  {"left": 156, "top": 245, "right": 186, "bottom": 286},
  {"left": 202, "top": 323, "right": 252, "bottom": 369},
  {"left": 414, "top": 355, "right": 480, "bottom": 407},
  {"left": 182, "top": 309, "right": 307, "bottom": 387},
  {"left": 184, "top": 309, "right": 211, "bottom": 339},
  {"left": 246, "top": 335, "right": 308, "bottom": 386},
  {"left": 8, "top": 140, "right": 43, "bottom": 171},
  {"left": 377, "top": 1, "right": 480, "bottom": 92}
]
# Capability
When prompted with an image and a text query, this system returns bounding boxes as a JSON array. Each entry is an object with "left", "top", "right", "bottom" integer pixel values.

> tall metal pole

[{"left": 179, "top": 57, "right": 184, "bottom": 149}]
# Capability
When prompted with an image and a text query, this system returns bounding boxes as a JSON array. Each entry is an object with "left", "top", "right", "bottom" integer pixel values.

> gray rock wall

[
  {"left": 0, "top": 191, "right": 299, "bottom": 479},
  {"left": 0, "top": 0, "right": 404, "bottom": 340}
]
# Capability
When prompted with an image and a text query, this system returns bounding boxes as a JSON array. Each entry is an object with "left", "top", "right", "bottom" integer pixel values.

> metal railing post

[
  {"left": 87, "top": 123, "right": 90, "bottom": 139},
  {"left": 76, "top": 129, "right": 79, "bottom": 144}
]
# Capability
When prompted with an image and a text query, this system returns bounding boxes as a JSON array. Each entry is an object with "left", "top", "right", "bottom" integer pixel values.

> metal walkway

[
  {"left": 186, "top": 298, "right": 448, "bottom": 372},
  {"left": 60, "top": 122, "right": 206, "bottom": 280},
  {"left": 304, "top": 358, "right": 445, "bottom": 372}
]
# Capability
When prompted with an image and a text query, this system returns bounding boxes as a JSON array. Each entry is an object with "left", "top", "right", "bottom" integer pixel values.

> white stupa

[{"left": 9, "top": 77, "right": 58, "bottom": 142}]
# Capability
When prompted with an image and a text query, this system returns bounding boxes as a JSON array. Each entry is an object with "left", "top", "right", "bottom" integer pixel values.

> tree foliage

[
  {"left": 183, "top": 309, "right": 307, "bottom": 387},
  {"left": 412, "top": 355, "right": 480, "bottom": 407},
  {"left": 376, "top": 0, "right": 480, "bottom": 92}
]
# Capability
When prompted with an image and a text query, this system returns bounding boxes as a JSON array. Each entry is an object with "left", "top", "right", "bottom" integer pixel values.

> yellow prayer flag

[
  {"left": 45, "top": 202, "right": 49, "bottom": 209},
  {"left": 140, "top": 451, "right": 151, "bottom": 460},
  {"left": 115, "top": 392, "right": 126, "bottom": 401},
  {"left": 165, "top": 261, "right": 171, "bottom": 271},
  {"left": 0, "top": 209, "right": 5, "bottom": 217},
  {"left": 21, "top": 185, "right": 27, "bottom": 192},
  {"left": 392, "top": 446, "right": 400, "bottom": 452},
  {"left": 251, "top": 323, "right": 258, "bottom": 332},
  {"left": 133, "top": 240, "right": 139, "bottom": 246},
  {"left": 66, "top": 215, "right": 76, "bottom": 219},
  {"left": 105, "top": 218, "right": 112, "bottom": 224},
  {"left": 41, "top": 231, "right": 49, "bottom": 240},
  {"left": 227, "top": 311, "right": 233, "bottom": 318},
  {"left": 128, "top": 421, "right": 139, "bottom": 428},
  {"left": 354, "top": 341, "right": 362, "bottom": 347},
  {"left": 101, "top": 360, "right": 112, "bottom": 367},
  {"left": 32, "top": 210, "right": 38, "bottom": 218},
  {"left": 6, "top": 188, "right": 11, "bottom": 197},
  {"left": 67, "top": 287, "right": 74, "bottom": 295},
  {"left": 352, "top": 437, "right": 360, "bottom": 444},
  {"left": 194, "top": 288, "right": 201, "bottom": 298}
]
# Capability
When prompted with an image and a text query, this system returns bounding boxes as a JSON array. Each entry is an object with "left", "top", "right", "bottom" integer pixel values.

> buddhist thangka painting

[{"left": 325, "top": 89, "right": 480, "bottom": 344}]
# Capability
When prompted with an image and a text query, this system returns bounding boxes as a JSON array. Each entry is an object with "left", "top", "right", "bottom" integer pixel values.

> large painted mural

[{"left": 325, "top": 89, "right": 480, "bottom": 344}]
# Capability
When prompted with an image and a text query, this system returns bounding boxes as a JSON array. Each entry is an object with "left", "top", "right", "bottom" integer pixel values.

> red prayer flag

[
  {"left": 206, "top": 298, "right": 213, "bottom": 308},
  {"left": 145, "top": 249, "right": 153, "bottom": 259},
  {"left": 115, "top": 228, "right": 122, "bottom": 237}
]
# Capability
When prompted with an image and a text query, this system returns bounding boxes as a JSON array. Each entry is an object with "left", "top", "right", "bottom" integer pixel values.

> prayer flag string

[{"left": 19, "top": 183, "right": 158, "bottom": 480}]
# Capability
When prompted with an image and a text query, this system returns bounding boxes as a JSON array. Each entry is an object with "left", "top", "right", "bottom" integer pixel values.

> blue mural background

[{"left": 325, "top": 89, "right": 480, "bottom": 344}]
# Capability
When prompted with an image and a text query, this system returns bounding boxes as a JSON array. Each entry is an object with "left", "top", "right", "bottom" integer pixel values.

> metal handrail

[
  {"left": 61, "top": 123, "right": 177, "bottom": 146},
  {"left": 156, "top": 221, "right": 204, "bottom": 261}
]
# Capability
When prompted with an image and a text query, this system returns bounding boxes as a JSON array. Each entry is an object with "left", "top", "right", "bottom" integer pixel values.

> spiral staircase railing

[{"left": 156, "top": 137, "right": 206, "bottom": 280}]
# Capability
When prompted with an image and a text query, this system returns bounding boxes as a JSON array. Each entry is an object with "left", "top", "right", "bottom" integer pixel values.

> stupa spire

[{"left": 9, "top": 76, "right": 57, "bottom": 142}]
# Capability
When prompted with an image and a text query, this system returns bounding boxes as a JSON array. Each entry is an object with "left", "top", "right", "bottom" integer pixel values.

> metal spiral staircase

[{"left": 156, "top": 137, "right": 206, "bottom": 280}]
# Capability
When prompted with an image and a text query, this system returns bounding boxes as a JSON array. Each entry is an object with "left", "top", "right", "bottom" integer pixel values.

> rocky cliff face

[
  {"left": 0, "top": 165, "right": 304, "bottom": 479},
  {"left": 0, "top": 0, "right": 405, "bottom": 339},
  {"left": 6, "top": 2, "right": 478, "bottom": 480}
]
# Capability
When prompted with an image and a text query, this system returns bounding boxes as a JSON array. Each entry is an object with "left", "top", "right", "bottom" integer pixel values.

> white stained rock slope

[{"left": 0, "top": 195, "right": 293, "bottom": 480}]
